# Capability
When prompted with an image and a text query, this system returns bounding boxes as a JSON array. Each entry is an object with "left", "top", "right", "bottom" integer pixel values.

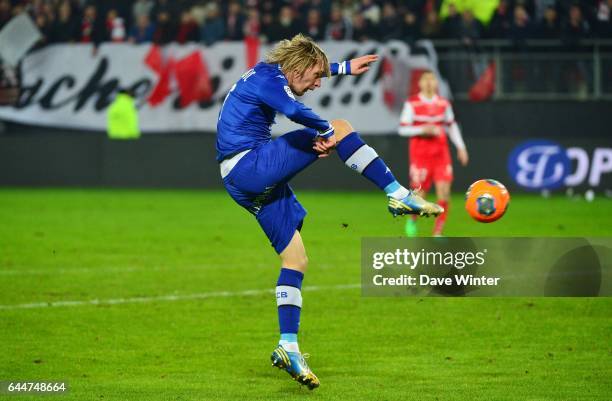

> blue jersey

[{"left": 216, "top": 62, "right": 344, "bottom": 162}]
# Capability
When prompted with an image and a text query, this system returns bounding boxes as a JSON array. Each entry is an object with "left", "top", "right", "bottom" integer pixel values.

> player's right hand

[{"left": 313, "top": 135, "right": 336, "bottom": 158}]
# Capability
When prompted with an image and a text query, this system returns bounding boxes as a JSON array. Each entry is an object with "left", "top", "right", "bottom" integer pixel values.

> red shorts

[{"left": 409, "top": 153, "right": 453, "bottom": 193}]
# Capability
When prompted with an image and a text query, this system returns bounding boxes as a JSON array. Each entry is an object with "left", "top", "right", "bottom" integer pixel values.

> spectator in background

[
  {"left": 51, "top": 0, "right": 78, "bottom": 43},
  {"left": 516, "top": 0, "right": 536, "bottom": 18},
  {"left": 311, "top": 0, "right": 332, "bottom": 21},
  {"left": 352, "top": 12, "right": 376, "bottom": 42},
  {"left": 268, "top": 6, "right": 302, "bottom": 41},
  {"left": 151, "top": 0, "right": 177, "bottom": 22},
  {"left": 190, "top": 2, "right": 208, "bottom": 27},
  {"left": 243, "top": 8, "right": 261, "bottom": 40},
  {"left": 508, "top": 5, "right": 533, "bottom": 49},
  {"left": 325, "top": 5, "right": 350, "bottom": 40},
  {"left": 176, "top": 10, "right": 199, "bottom": 43},
  {"left": 421, "top": 9, "right": 442, "bottom": 39},
  {"left": 79, "top": 4, "right": 103, "bottom": 44},
  {"left": 153, "top": 11, "right": 175, "bottom": 44},
  {"left": 595, "top": 0, "right": 612, "bottom": 37},
  {"left": 1, "top": 0, "right": 610, "bottom": 50},
  {"left": 29, "top": 0, "right": 46, "bottom": 21},
  {"left": 536, "top": 5, "right": 560, "bottom": 39},
  {"left": 338, "top": 0, "right": 357, "bottom": 20},
  {"left": 260, "top": 0, "right": 275, "bottom": 19},
  {"left": 360, "top": 0, "right": 381, "bottom": 26},
  {"left": 304, "top": 8, "right": 325, "bottom": 41},
  {"left": 400, "top": 10, "right": 420, "bottom": 44},
  {"left": 260, "top": 11, "right": 274, "bottom": 43},
  {"left": 42, "top": 2, "right": 56, "bottom": 27},
  {"left": 132, "top": 0, "right": 153, "bottom": 27},
  {"left": 225, "top": 1, "right": 245, "bottom": 40},
  {"left": 260, "top": 0, "right": 275, "bottom": 43},
  {"left": 200, "top": 2, "right": 225, "bottom": 46},
  {"left": 33, "top": 12, "right": 52, "bottom": 48},
  {"left": 129, "top": 14, "right": 155, "bottom": 44},
  {"left": 457, "top": 9, "right": 482, "bottom": 47},
  {"left": 80, "top": 4, "right": 95, "bottom": 42},
  {"left": 0, "top": 0, "right": 11, "bottom": 30},
  {"left": 106, "top": 9, "right": 126, "bottom": 43},
  {"left": 562, "top": 4, "right": 591, "bottom": 47},
  {"left": 441, "top": 2, "right": 462, "bottom": 38},
  {"left": 488, "top": 0, "right": 512, "bottom": 38},
  {"left": 379, "top": 2, "right": 402, "bottom": 41},
  {"left": 534, "top": 0, "right": 557, "bottom": 20},
  {"left": 292, "top": 0, "right": 310, "bottom": 20}
]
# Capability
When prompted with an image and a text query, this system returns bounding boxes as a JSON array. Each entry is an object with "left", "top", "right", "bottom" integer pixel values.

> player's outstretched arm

[
  {"left": 350, "top": 54, "right": 379, "bottom": 75},
  {"left": 330, "top": 55, "right": 379, "bottom": 76}
]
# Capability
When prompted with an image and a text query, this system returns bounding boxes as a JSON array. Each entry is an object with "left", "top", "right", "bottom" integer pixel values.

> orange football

[{"left": 465, "top": 179, "right": 510, "bottom": 223}]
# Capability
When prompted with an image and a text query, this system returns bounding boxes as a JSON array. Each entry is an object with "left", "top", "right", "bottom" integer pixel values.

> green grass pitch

[{"left": 0, "top": 189, "right": 610, "bottom": 400}]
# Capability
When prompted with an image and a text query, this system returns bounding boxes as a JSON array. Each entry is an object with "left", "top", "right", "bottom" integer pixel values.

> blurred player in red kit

[{"left": 398, "top": 71, "right": 469, "bottom": 236}]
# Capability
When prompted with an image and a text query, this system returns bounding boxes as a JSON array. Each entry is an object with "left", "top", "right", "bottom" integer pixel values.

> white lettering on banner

[
  {"left": 564, "top": 147, "right": 589, "bottom": 187},
  {"left": 0, "top": 41, "right": 446, "bottom": 134},
  {"left": 589, "top": 148, "right": 612, "bottom": 186}
]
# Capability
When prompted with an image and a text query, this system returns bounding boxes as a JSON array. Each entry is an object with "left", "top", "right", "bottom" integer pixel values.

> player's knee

[
  {"left": 281, "top": 254, "right": 308, "bottom": 271},
  {"left": 330, "top": 119, "right": 354, "bottom": 139}
]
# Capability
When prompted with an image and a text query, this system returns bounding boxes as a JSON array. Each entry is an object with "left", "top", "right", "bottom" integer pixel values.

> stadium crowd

[{"left": 0, "top": 0, "right": 611, "bottom": 47}]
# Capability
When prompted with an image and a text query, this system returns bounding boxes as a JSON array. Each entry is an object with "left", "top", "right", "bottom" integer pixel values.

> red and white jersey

[{"left": 399, "top": 94, "right": 455, "bottom": 159}]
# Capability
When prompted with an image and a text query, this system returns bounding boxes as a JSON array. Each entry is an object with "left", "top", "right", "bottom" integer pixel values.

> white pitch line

[
  {"left": 0, "top": 284, "right": 361, "bottom": 311},
  {"left": 0, "top": 264, "right": 272, "bottom": 276},
  {"left": 0, "top": 266, "right": 147, "bottom": 276}
]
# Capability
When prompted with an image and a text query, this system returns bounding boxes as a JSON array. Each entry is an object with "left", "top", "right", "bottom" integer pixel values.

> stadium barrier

[
  {"left": 433, "top": 39, "right": 612, "bottom": 101},
  {"left": 1, "top": 101, "right": 610, "bottom": 192}
]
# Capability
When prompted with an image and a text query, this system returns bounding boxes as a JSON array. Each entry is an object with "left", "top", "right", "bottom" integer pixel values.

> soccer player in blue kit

[{"left": 216, "top": 34, "right": 442, "bottom": 389}]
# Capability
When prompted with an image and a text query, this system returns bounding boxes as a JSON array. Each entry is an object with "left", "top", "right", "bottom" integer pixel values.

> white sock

[
  {"left": 388, "top": 185, "right": 410, "bottom": 200},
  {"left": 279, "top": 340, "right": 300, "bottom": 353}
]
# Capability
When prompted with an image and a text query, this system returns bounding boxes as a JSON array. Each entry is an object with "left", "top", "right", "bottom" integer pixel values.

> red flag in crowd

[
  {"left": 245, "top": 36, "right": 260, "bottom": 69},
  {"left": 144, "top": 45, "right": 212, "bottom": 107},
  {"left": 174, "top": 51, "right": 212, "bottom": 107},
  {"left": 469, "top": 62, "right": 496, "bottom": 102}
]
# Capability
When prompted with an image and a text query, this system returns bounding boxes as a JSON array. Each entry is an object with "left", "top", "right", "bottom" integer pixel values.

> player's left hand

[
  {"left": 313, "top": 135, "right": 336, "bottom": 158},
  {"left": 350, "top": 55, "right": 379, "bottom": 75},
  {"left": 458, "top": 149, "right": 469, "bottom": 166}
]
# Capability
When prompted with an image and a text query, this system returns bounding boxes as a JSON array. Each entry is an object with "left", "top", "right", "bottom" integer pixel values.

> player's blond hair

[{"left": 266, "top": 34, "right": 331, "bottom": 78}]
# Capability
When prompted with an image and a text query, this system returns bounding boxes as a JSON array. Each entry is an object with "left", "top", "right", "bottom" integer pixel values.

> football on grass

[{"left": 465, "top": 179, "right": 510, "bottom": 223}]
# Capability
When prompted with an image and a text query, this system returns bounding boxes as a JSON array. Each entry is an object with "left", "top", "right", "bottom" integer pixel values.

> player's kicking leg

[
  {"left": 271, "top": 230, "right": 320, "bottom": 390},
  {"left": 326, "top": 119, "right": 443, "bottom": 217}
]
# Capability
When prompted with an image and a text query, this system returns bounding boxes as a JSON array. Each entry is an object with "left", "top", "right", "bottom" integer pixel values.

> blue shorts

[{"left": 222, "top": 128, "right": 319, "bottom": 254}]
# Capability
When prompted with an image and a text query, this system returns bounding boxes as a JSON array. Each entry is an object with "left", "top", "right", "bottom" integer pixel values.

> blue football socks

[
  {"left": 276, "top": 268, "right": 303, "bottom": 352},
  {"left": 336, "top": 132, "right": 409, "bottom": 199}
]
